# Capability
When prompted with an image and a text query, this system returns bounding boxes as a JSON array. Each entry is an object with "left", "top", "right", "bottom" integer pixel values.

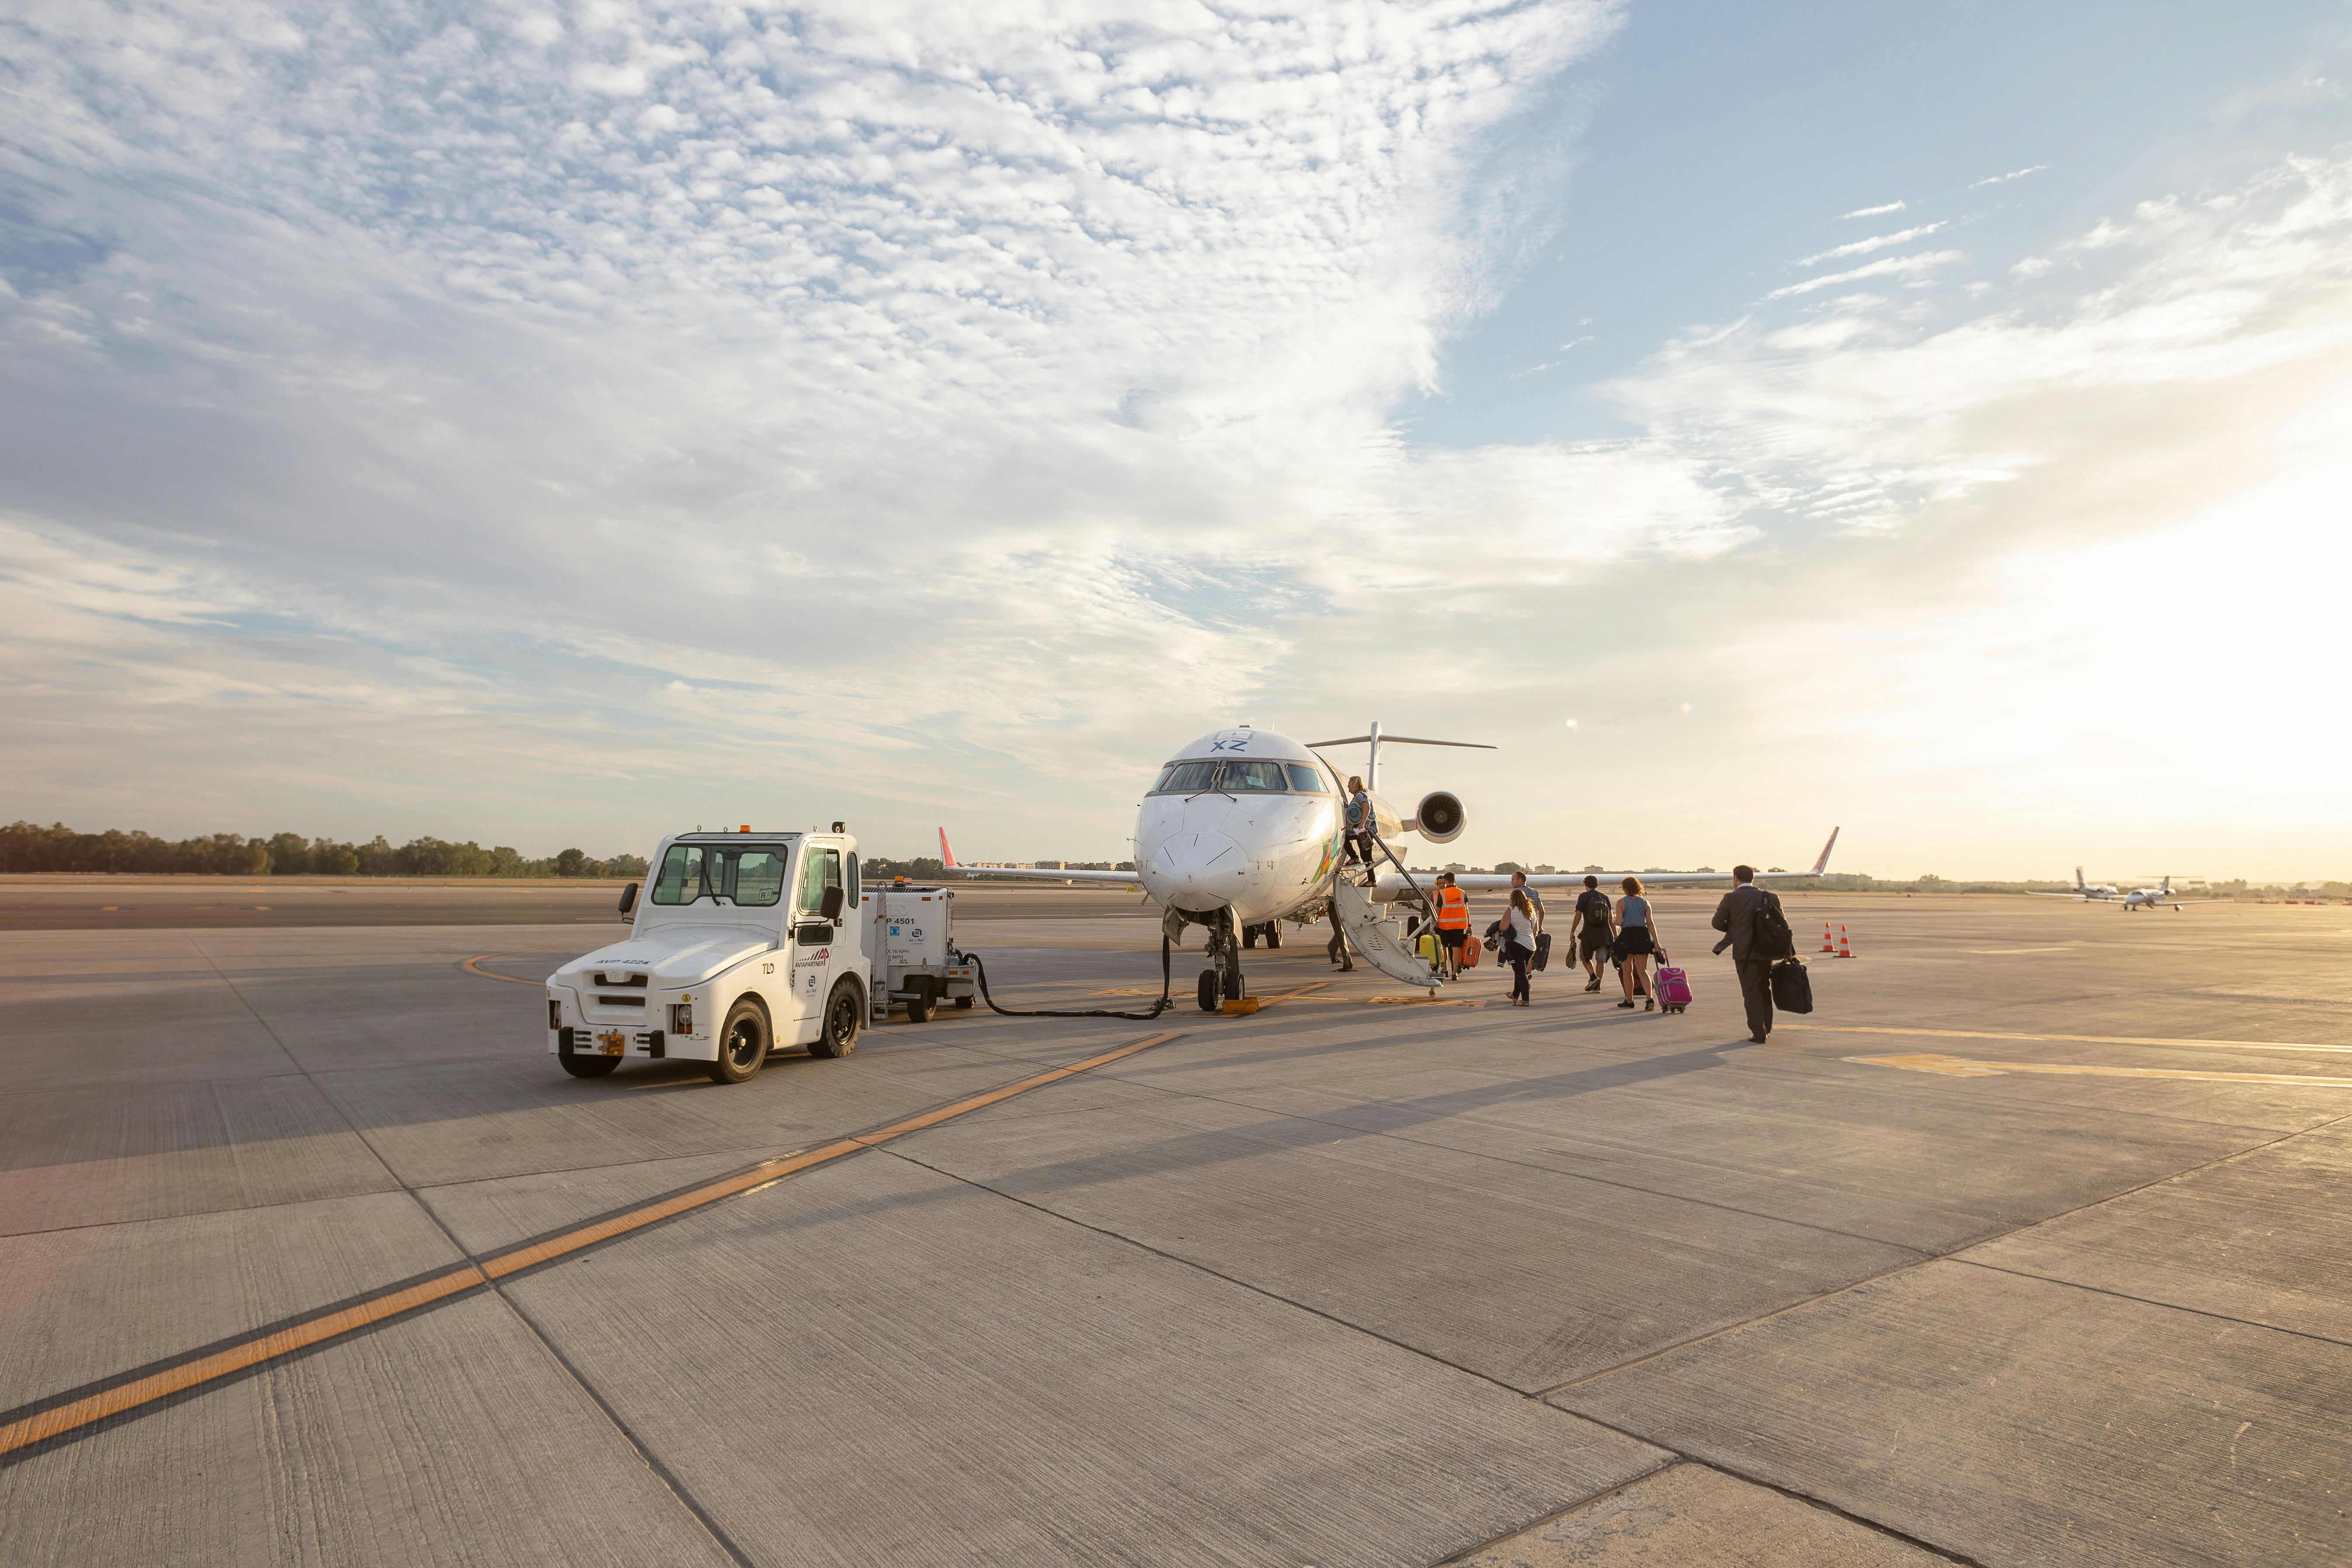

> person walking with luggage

[
  {"left": 1614, "top": 876, "right": 1665, "bottom": 1011},
  {"left": 1500, "top": 887, "right": 1539, "bottom": 1006},
  {"left": 1569, "top": 874, "right": 1614, "bottom": 992},
  {"left": 1432, "top": 872, "right": 1471, "bottom": 979},
  {"left": 1711, "top": 864, "right": 1788, "bottom": 1043},
  {"left": 1509, "top": 870, "right": 1550, "bottom": 973}
]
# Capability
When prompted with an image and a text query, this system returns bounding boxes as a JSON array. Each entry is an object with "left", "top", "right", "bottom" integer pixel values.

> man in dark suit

[{"left": 1711, "top": 865, "right": 1781, "bottom": 1044}]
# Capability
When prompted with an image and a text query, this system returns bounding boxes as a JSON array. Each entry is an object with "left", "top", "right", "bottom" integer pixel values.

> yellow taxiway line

[
  {"left": 461, "top": 951, "right": 546, "bottom": 987},
  {"left": 1780, "top": 1023, "right": 2352, "bottom": 1055},
  {"left": 1848, "top": 1053, "right": 2352, "bottom": 1088},
  {"left": 0, "top": 1030, "right": 1184, "bottom": 1461}
]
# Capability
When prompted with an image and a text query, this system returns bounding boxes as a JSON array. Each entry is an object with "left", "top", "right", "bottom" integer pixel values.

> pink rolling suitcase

[{"left": 1654, "top": 964, "right": 1692, "bottom": 1013}]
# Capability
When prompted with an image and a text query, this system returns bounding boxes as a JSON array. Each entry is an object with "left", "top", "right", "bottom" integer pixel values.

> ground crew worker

[{"left": 1433, "top": 872, "right": 1471, "bottom": 979}]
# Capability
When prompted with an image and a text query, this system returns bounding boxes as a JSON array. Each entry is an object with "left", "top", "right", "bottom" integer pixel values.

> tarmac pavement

[{"left": 1, "top": 888, "right": 2348, "bottom": 1565}]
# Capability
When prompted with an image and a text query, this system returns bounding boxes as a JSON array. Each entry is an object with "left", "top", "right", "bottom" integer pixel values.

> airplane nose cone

[{"left": 1150, "top": 831, "right": 1248, "bottom": 912}]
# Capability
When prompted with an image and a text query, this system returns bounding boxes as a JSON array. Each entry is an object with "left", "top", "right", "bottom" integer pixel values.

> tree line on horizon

[{"left": 0, "top": 821, "right": 648, "bottom": 879}]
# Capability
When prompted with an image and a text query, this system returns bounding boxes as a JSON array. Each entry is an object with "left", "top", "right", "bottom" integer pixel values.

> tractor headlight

[{"left": 668, "top": 1002, "right": 693, "bottom": 1036}]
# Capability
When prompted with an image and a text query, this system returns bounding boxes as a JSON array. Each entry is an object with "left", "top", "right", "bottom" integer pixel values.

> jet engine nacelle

[{"left": 1403, "top": 790, "right": 1466, "bottom": 844}]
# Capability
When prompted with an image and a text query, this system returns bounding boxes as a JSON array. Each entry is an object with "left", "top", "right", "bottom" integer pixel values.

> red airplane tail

[{"left": 937, "top": 827, "right": 959, "bottom": 869}]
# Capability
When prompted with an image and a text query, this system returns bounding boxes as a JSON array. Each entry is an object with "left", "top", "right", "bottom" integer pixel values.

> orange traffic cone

[
  {"left": 1820, "top": 921, "right": 1835, "bottom": 953},
  {"left": 1835, "top": 926, "right": 1853, "bottom": 959}
]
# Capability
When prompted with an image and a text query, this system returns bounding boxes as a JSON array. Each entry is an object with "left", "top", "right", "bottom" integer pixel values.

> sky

[{"left": 2, "top": 0, "right": 2349, "bottom": 880}]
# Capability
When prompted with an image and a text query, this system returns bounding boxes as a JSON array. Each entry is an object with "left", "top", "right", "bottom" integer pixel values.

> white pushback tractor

[{"left": 545, "top": 826, "right": 973, "bottom": 1084}]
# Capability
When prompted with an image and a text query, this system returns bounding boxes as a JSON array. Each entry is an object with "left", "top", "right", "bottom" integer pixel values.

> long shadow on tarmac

[{"left": 683, "top": 1038, "right": 1762, "bottom": 1251}]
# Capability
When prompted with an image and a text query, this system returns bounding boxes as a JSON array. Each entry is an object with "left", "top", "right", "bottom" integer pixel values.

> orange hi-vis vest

[{"left": 1434, "top": 885, "right": 1470, "bottom": 930}]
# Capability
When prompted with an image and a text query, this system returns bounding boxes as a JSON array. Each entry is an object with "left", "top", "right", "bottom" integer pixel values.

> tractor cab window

[
  {"left": 797, "top": 846, "right": 843, "bottom": 914},
  {"left": 1151, "top": 761, "right": 1221, "bottom": 794},
  {"left": 652, "top": 842, "right": 788, "bottom": 906},
  {"left": 729, "top": 849, "right": 787, "bottom": 906},
  {"left": 1223, "top": 760, "right": 1287, "bottom": 792},
  {"left": 652, "top": 844, "right": 705, "bottom": 905}
]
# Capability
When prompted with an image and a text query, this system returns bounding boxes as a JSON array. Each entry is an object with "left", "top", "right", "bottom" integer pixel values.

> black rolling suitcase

[
  {"left": 1533, "top": 932, "right": 1552, "bottom": 971},
  {"left": 1769, "top": 958, "right": 1814, "bottom": 1014}
]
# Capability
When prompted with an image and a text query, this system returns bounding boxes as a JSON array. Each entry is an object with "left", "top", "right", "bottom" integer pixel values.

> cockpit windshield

[
  {"left": 651, "top": 841, "right": 792, "bottom": 906},
  {"left": 1223, "top": 760, "right": 1286, "bottom": 791},
  {"left": 1152, "top": 761, "right": 1222, "bottom": 794},
  {"left": 1148, "top": 760, "right": 1331, "bottom": 796}
]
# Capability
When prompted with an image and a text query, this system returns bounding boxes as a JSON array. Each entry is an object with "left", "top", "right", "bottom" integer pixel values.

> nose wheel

[{"left": 1197, "top": 910, "right": 1245, "bottom": 1012}]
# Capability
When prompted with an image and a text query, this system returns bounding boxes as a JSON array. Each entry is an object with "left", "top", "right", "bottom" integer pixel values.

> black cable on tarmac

[{"left": 952, "top": 934, "right": 1174, "bottom": 1021}]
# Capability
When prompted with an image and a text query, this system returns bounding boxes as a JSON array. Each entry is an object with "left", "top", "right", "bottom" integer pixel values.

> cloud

[
  {"left": 1579, "top": 152, "right": 2352, "bottom": 872},
  {"left": 1764, "top": 250, "right": 1963, "bottom": 298},
  {"left": 0, "top": 0, "right": 1634, "bottom": 848},
  {"left": 4, "top": 7, "right": 2351, "bottom": 875},
  {"left": 1796, "top": 222, "right": 1949, "bottom": 266},
  {"left": 1970, "top": 164, "right": 2049, "bottom": 187},
  {"left": 1842, "top": 201, "right": 1907, "bottom": 218}
]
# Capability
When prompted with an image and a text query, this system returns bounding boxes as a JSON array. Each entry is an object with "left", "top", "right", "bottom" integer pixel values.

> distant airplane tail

[
  {"left": 937, "top": 827, "right": 960, "bottom": 870},
  {"left": 1809, "top": 827, "right": 1840, "bottom": 877},
  {"left": 2074, "top": 865, "right": 2088, "bottom": 893}
]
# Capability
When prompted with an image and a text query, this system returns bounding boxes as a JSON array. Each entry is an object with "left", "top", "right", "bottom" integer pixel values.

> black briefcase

[
  {"left": 1769, "top": 958, "right": 1814, "bottom": 1014},
  {"left": 1533, "top": 932, "right": 1552, "bottom": 971}
]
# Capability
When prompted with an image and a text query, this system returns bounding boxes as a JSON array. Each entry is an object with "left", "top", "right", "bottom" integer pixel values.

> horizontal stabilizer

[{"left": 1308, "top": 735, "right": 1497, "bottom": 751}]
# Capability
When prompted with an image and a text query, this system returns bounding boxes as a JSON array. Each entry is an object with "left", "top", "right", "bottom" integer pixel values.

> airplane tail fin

[
  {"left": 1809, "top": 827, "right": 1840, "bottom": 877},
  {"left": 2075, "top": 865, "right": 2087, "bottom": 892},
  {"left": 937, "top": 827, "right": 959, "bottom": 870}
]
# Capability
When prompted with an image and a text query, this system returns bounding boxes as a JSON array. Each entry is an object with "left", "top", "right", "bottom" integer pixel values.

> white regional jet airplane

[
  {"left": 2031, "top": 869, "right": 2215, "bottom": 911},
  {"left": 947, "top": 722, "right": 1838, "bottom": 1011}
]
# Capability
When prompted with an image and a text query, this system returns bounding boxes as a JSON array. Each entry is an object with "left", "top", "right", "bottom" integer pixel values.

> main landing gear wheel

[
  {"left": 557, "top": 1041, "right": 621, "bottom": 1079},
  {"left": 1241, "top": 925, "right": 1256, "bottom": 949},
  {"left": 808, "top": 980, "right": 863, "bottom": 1058},
  {"left": 1263, "top": 922, "right": 1282, "bottom": 950},
  {"left": 708, "top": 999, "right": 770, "bottom": 1084},
  {"left": 1198, "top": 969, "right": 1220, "bottom": 1012}
]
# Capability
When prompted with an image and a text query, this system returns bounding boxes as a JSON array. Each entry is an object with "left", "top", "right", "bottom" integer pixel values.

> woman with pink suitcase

[{"left": 1614, "top": 877, "right": 1668, "bottom": 1011}]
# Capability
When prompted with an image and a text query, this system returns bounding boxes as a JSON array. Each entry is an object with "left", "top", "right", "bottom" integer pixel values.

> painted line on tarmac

[
  {"left": 1781, "top": 1023, "right": 2352, "bottom": 1056},
  {"left": 1849, "top": 1053, "right": 2352, "bottom": 1088},
  {"left": 0, "top": 1029, "right": 1184, "bottom": 1464},
  {"left": 462, "top": 950, "right": 556, "bottom": 986}
]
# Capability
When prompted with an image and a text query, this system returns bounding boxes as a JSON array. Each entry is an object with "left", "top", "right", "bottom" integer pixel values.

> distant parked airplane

[{"left": 2032, "top": 869, "right": 2217, "bottom": 911}]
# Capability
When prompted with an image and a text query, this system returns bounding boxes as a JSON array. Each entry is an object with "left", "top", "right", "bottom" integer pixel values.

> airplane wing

[
  {"left": 937, "top": 827, "right": 1145, "bottom": 888},
  {"left": 1404, "top": 827, "right": 1840, "bottom": 893},
  {"left": 2022, "top": 891, "right": 2094, "bottom": 899},
  {"left": 951, "top": 865, "right": 1147, "bottom": 886}
]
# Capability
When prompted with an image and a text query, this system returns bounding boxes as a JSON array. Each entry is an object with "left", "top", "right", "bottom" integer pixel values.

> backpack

[{"left": 1752, "top": 891, "right": 1796, "bottom": 961}]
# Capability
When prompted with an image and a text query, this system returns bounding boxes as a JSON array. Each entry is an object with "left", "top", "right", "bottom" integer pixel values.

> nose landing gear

[{"left": 1197, "top": 909, "right": 1245, "bottom": 1012}]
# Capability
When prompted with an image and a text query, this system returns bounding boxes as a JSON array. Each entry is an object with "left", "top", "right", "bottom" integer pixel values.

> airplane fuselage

[{"left": 1130, "top": 729, "right": 1346, "bottom": 927}]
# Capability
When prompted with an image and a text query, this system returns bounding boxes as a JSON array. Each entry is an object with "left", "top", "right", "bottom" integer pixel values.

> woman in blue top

[{"left": 1614, "top": 875, "right": 1668, "bottom": 1011}]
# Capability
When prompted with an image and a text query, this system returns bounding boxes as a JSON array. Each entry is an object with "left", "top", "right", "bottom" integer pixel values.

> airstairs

[{"left": 1330, "top": 860, "right": 1443, "bottom": 991}]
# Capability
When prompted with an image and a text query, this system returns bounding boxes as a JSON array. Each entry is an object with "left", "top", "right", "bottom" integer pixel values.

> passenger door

[{"left": 784, "top": 843, "right": 854, "bottom": 1044}]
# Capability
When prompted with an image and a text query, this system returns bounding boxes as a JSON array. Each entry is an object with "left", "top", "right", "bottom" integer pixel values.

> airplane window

[
  {"left": 1224, "top": 761, "right": 1286, "bottom": 792},
  {"left": 1285, "top": 764, "right": 1326, "bottom": 792},
  {"left": 1152, "top": 761, "right": 1221, "bottom": 794}
]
